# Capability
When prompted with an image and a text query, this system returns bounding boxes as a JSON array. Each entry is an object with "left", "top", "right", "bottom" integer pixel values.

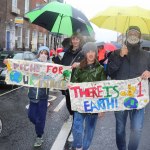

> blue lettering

[{"left": 84, "top": 101, "right": 92, "bottom": 112}]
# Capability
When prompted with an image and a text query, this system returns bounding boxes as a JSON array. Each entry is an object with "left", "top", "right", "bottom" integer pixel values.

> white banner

[
  {"left": 69, "top": 77, "right": 150, "bottom": 113},
  {"left": 5, "top": 59, "right": 72, "bottom": 90}
]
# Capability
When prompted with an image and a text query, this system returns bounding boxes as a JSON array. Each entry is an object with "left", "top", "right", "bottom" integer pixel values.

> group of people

[{"left": 26, "top": 26, "right": 150, "bottom": 150}]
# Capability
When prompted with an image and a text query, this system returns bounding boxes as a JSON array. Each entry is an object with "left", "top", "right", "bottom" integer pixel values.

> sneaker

[
  {"left": 34, "top": 137, "right": 44, "bottom": 147},
  {"left": 68, "top": 132, "right": 73, "bottom": 142},
  {"left": 67, "top": 115, "right": 73, "bottom": 122}
]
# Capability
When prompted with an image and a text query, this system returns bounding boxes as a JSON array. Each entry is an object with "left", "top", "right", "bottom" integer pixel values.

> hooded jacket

[
  {"left": 106, "top": 43, "right": 150, "bottom": 80},
  {"left": 107, "top": 26, "right": 150, "bottom": 80},
  {"left": 71, "top": 61, "right": 106, "bottom": 83}
]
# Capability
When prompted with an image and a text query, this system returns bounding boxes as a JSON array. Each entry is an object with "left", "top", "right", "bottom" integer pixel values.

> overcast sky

[{"left": 64, "top": 0, "right": 150, "bottom": 42}]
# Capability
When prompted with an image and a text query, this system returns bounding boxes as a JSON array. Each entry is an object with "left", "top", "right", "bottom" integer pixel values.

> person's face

[
  {"left": 39, "top": 50, "right": 49, "bottom": 62},
  {"left": 127, "top": 29, "right": 140, "bottom": 45},
  {"left": 71, "top": 37, "right": 80, "bottom": 49},
  {"left": 86, "top": 50, "right": 97, "bottom": 64}
]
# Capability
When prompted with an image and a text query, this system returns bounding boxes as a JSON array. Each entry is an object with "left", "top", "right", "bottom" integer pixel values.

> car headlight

[{"left": 1, "top": 68, "right": 7, "bottom": 77}]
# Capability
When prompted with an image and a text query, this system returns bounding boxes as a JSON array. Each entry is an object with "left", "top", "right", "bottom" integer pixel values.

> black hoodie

[{"left": 107, "top": 26, "right": 150, "bottom": 80}]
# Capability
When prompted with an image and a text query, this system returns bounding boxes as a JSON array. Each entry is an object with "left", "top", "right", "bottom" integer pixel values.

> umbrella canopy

[
  {"left": 111, "top": 41, "right": 122, "bottom": 49},
  {"left": 25, "top": 1, "right": 93, "bottom": 36},
  {"left": 90, "top": 6, "right": 150, "bottom": 34},
  {"left": 104, "top": 43, "right": 117, "bottom": 51},
  {"left": 97, "top": 42, "right": 117, "bottom": 61}
]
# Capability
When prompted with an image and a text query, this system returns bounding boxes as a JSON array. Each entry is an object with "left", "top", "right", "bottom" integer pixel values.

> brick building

[{"left": 0, "top": 0, "right": 63, "bottom": 51}]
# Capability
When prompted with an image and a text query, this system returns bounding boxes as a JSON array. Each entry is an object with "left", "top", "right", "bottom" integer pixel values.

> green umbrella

[{"left": 25, "top": 1, "right": 93, "bottom": 36}]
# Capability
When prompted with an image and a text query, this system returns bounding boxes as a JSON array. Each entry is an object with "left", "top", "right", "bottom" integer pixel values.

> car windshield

[
  {"left": 13, "top": 53, "right": 23, "bottom": 60},
  {"left": 0, "top": 53, "right": 9, "bottom": 61}
]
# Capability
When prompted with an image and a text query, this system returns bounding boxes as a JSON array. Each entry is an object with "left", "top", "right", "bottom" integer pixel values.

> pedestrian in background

[
  {"left": 71, "top": 42, "right": 106, "bottom": 150},
  {"left": 28, "top": 46, "right": 50, "bottom": 147},
  {"left": 107, "top": 26, "right": 150, "bottom": 150}
]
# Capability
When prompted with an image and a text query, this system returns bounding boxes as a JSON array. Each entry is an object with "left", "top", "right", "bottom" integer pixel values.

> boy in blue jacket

[{"left": 28, "top": 46, "right": 50, "bottom": 147}]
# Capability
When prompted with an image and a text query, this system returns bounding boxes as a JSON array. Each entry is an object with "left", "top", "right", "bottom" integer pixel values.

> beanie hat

[
  {"left": 126, "top": 26, "right": 141, "bottom": 38},
  {"left": 82, "top": 42, "right": 98, "bottom": 56},
  {"left": 38, "top": 46, "right": 49, "bottom": 54}
]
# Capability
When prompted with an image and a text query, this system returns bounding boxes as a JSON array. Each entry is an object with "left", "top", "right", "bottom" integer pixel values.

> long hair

[
  {"left": 70, "top": 32, "right": 85, "bottom": 48},
  {"left": 79, "top": 56, "right": 97, "bottom": 69}
]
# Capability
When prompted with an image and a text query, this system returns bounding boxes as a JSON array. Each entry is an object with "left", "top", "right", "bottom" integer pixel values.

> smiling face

[
  {"left": 71, "top": 37, "right": 81, "bottom": 50},
  {"left": 86, "top": 50, "right": 97, "bottom": 64}
]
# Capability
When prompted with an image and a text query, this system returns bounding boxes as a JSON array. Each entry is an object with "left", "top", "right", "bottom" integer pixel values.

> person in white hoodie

[{"left": 28, "top": 46, "right": 50, "bottom": 147}]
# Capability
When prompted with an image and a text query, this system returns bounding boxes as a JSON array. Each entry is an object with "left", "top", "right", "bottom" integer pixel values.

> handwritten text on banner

[
  {"left": 5, "top": 59, "right": 72, "bottom": 90},
  {"left": 69, "top": 77, "right": 149, "bottom": 113}
]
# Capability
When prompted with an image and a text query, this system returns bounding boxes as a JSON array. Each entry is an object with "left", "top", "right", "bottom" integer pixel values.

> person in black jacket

[
  {"left": 53, "top": 32, "right": 84, "bottom": 146},
  {"left": 53, "top": 32, "right": 84, "bottom": 116},
  {"left": 107, "top": 26, "right": 150, "bottom": 150}
]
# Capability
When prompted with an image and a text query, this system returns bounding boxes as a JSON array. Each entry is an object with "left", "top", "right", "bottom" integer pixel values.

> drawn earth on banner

[
  {"left": 69, "top": 77, "right": 150, "bottom": 113},
  {"left": 5, "top": 59, "right": 72, "bottom": 90}
]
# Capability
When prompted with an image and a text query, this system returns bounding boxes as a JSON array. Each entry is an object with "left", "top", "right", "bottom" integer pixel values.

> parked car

[{"left": 0, "top": 51, "right": 36, "bottom": 84}]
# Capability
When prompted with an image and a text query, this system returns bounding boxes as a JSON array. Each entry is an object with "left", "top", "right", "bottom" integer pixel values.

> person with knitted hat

[
  {"left": 107, "top": 26, "right": 150, "bottom": 150},
  {"left": 71, "top": 42, "right": 106, "bottom": 150},
  {"left": 28, "top": 45, "right": 50, "bottom": 147},
  {"left": 37, "top": 46, "right": 50, "bottom": 62}
]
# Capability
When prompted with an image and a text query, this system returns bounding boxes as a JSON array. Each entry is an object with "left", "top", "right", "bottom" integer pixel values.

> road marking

[
  {"left": 0, "top": 86, "right": 23, "bottom": 97},
  {"left": 48, "top": 95, "right": 57, "bottom": 102},
  {"left": 0, "top": 119, "right": 2, "bottom": 133},
  {"left": 50, "top": 117, "right": 72, "bottom": 150},
  {"left": 53, "top": 97, "right": 66, "bottom": 112}
]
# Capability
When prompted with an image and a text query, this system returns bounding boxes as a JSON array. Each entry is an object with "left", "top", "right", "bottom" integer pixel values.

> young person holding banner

[
  {"left": 27, "top": 46, "right": 50, "bottom": 147},
  {"left": 71, "top": 42, "right": 106, "bottom": 150},
  {"left": 107, "top": 26, "right": 150, "bottom": 150}
]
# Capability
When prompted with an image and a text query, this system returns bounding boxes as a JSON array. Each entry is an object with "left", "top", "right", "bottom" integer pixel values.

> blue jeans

[
  {"left": 28, "top": 99, "right": 48, "bottom": 137},
  {"left": 115, "top": 109, "right": 144, "bottom": 150},
  {"left": 72, "top": 112, "right": 98, "bottom": 150}
]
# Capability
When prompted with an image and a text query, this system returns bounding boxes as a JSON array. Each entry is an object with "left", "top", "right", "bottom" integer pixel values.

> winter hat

[
  {"left": 82, "top": 42, "right": 98, "bottom": 56},
  {"left": 38, "top": 46, "right": 50, "bottom": 54},
  {"left": 126, "top": 26, "right": 141, "bottom": 38}
]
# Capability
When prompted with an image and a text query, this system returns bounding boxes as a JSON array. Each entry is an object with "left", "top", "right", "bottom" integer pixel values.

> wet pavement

[{"left": 0, "top": 86, "right": 150, "bottom": 150}]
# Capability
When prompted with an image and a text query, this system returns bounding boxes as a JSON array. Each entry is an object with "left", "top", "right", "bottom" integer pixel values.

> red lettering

[
  {"left": 79, "top": 88, "right": 89, "bottom": 97},
  {"left": 13, "top": 63, "right": 19, "bottom": 69},
  {"left": 137, "top": 82, "right": 144, "bottom": 97},
  {"left": 47, "top": 65, "right": 53, "bottom": 73},
  {"left": 52, "top": 66, "right": 58, "bottom": 73},
  {"left": 59, "top": 66, "right": 63, "bottom": 74},
  {"left": 97, "top": 86, "right": 103, "bottom": 97},
  {"left": 70, "top": 86, "right": 80, "bottom": 98},
  {"left": 24, "top": 64, "right": 29, "bottom": 71}
]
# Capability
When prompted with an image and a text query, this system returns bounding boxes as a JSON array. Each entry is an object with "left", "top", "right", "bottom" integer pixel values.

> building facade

[{"left": 0, "top": 0, "right": 64, "bottom": 51}]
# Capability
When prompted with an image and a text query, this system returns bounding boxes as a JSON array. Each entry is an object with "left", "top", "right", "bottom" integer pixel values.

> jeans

[
  {"left": 28, "top": 99, "right": 48, "bottom": 137},
  {"left": 72, "top": 112, "right": 98, "bottom": 150},
  {"left": 115, "top": 108, "right": 144, "bottom": 150}
]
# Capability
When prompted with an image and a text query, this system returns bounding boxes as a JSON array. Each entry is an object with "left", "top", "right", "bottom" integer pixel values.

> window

[
  {"left": 38, "top": 32, "right": 44, "bottom": 44},
  {"left": 16, "top": 27, "right": 22, "bottom": 48},
  {"left": 44, "top": 34, "right": 47, "bottom": 46},
  {"left": 25, "top": 29, "right": 30, "bottom": 48},
  {"left": 32, "top": 30, "right": 38, "bottom": 51},
  {"left": 13, "top": 53, "right": 23, "bottom": 60},
  {"left": 12, "top": 0, "right": 17, "bottom": 8},
  {"left": 25, "top": 0, "right": 29, "bottom": 13}
]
